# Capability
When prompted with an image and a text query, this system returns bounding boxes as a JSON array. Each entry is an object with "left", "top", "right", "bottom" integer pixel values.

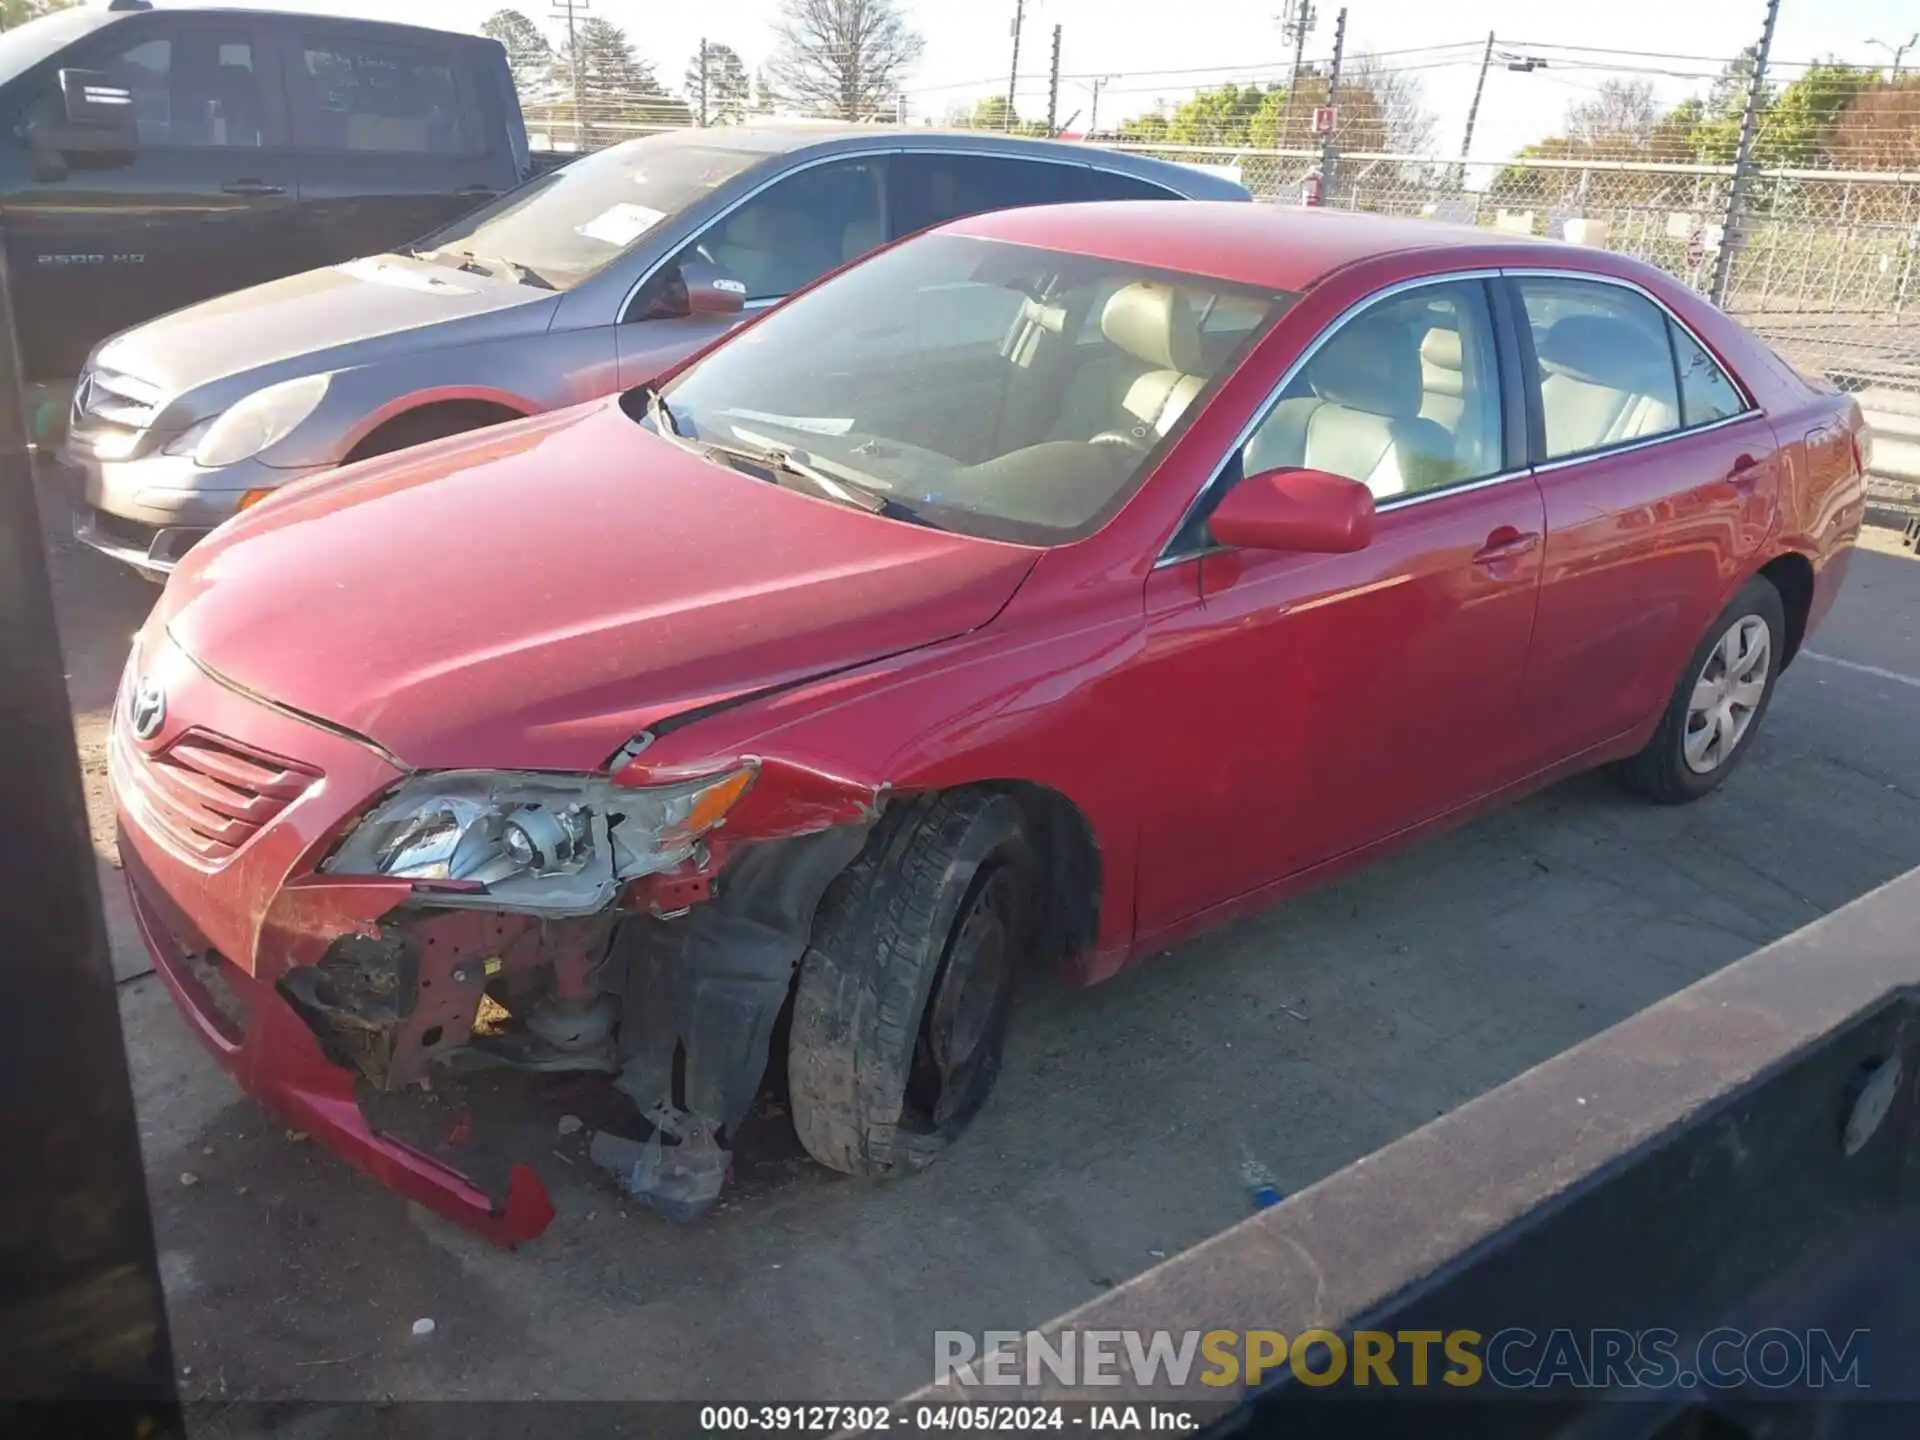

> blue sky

[{"left": 157, "top": 0, "right": 1920, "bottom": 160}]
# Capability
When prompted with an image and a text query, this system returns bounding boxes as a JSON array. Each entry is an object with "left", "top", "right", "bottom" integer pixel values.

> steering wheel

[{"left": 1089, "top": 429, "right": 1151, "bottom": 452}]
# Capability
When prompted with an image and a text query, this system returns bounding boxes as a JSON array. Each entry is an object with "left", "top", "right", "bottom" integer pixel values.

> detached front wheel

[{"left": 788, "top": 792, "right": 1035, "bottom": 1178}]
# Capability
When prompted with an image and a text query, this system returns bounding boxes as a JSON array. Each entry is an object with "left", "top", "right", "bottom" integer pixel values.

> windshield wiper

[
  {"left": 441, "top": 248, "right": 555, "bottom": 290},
  {"left": 645, "top": 386, "right": 680, "bottom": 437},
  {"left": 698, "top": 438, "right": 895, "bottom": 516}
]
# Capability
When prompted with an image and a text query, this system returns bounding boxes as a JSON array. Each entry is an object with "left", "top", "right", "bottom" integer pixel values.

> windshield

[
  {"left": 645, "top": 235, "right": 1290, "bottom": 545},
  {"left": 416, "top": 139, "right": 766, "bottom": 291}
]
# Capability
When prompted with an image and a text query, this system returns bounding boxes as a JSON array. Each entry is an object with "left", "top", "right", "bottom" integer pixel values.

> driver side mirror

[
  {"left": 1208, "top": 467, "right": 1375, "bottom": 554},
  {"left": 641, "top": 258, "right": 747, "bottom": 321},
  {"left": 27, "top": 69, "right": 137, "bottom": 155}
]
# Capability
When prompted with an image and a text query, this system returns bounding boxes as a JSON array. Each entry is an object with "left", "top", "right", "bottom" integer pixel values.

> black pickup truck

[{"left": 0, "top": 0, "right": 541, "bottom": 416}]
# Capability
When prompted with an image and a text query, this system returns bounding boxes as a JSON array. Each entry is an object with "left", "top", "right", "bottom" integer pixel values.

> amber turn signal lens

[
  {"left": 682, "top": 767, "right": 757, "bottom": 837},
  {"left": 236, "top": 487, "right": 276, "bottom": 513}
]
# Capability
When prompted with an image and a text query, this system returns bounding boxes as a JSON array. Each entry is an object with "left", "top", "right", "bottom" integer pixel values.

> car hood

[
  {"left": 159, "top": 401, "right": 1040, "bottom": 772},
  {"left": 93, "top": 254, "right": 557, "bottom": 410}
]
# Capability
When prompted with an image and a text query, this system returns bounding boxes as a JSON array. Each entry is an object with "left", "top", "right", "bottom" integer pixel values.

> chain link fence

[{"left": 515, "top": 31, "right": 1920, "bottom": 518}]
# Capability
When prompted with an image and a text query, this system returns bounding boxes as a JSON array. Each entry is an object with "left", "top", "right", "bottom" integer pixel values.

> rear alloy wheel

[
  {"left": 788, "top": 792, "right": 1035, "bottom": 1178},
  {"left": 1615, "top": 574, "right": 1786, "bottom": 804}
]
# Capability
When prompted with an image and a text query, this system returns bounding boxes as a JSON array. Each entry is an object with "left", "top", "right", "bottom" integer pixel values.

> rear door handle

[
  {"left": 1729, "top": 452, "right": 1762, "bottom": 491},
  {"left": 221, "top": 179, "right": 286, "bottom": 196},
  {"left": 459, "top": 185, "right": 499, "bottom": 197},
  {"left": 1471, "top": 526, "right": 1541, "bottom": 565}
]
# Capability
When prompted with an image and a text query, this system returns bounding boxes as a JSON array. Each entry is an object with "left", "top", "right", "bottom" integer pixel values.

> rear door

[
  {"left": 1505, "top": 272, "right": 1779, "bottom": 772},
  {"left": 6, "top": 11, "right": 296, "bottom": 381},
  {"left": 279, "top": 22, "right": 501, "bottom": 273}
]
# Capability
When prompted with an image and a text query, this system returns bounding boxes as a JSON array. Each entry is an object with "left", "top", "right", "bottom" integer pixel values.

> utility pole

[
  {"left": 1278, "top": 0, "right": 1317, "bottom": 150},
  {"left": 1457, "top": 30, "right": 1495, "bottom": 186},
  {"left": 1088, "top": 76, "right": 1108, "bottom": 135},
  {"left": 1711, "top": 0, "right": 1781, "bottom": 307},
  {"left": 1006, "top": 0, "right": 1025, "bottom": 129},
  {"left": 551, "top": 0, "right": 588, "bottom": 148},
  {"left": 1319, "top": 6, "right": 1346, "bottom": 200},
  {"left": 1046, "top": 24, "right": 1062, "bottom": 136},
  {"left": 697, "top": 41, "right": 709, "bottom": 127}
]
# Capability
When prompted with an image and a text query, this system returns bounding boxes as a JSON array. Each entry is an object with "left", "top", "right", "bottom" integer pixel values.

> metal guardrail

[{"left": 910, "top": 862, "right": 1920, "bottom": 1435}]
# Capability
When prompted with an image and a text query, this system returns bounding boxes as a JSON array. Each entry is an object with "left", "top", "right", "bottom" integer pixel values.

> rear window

[{"left": 293, "top": 35, "right": 472, "bottom": 154}]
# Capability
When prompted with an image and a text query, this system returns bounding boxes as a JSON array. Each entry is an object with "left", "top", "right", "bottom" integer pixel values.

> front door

[
  {"left": 6, "top": 14, "right": 295, "bottom": 381},
  {"left": 1133, "top": 276, "right": 1547, "bottom": 931}
]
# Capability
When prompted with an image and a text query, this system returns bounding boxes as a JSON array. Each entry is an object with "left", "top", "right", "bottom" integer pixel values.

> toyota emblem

[{"left": 129, "top": 673, "right": 167, "bottom": 741}]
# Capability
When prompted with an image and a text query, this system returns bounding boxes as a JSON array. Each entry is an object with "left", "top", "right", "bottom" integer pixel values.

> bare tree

[
  {"left": 764, "top": 0, "right": 922, "bottom": 121},
  {"left": 1564, "top": 79, "right": 1661, "bottom": 148}
]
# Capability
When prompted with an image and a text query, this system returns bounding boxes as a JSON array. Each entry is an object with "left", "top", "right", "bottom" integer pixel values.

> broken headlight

[{"left": 321, "top": 767, "right": 755, "bottom": 915}]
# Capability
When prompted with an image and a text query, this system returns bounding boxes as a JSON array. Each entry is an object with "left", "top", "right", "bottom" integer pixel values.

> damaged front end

[{"left": 276, "top": 756, "right": 881, "bottom": 1230}]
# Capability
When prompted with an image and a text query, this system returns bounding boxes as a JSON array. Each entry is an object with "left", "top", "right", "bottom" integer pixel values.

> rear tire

[
  {"left": 1614, "top": 574, "right": 1786, "bottom": 805},
  {"left": 788, "top": 792, "right": 1035, "bottom": 1178}
]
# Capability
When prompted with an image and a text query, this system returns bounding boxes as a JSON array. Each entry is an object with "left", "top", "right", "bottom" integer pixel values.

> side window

[
  {"left": 1072, "top": 168, "right": 1181, "bottom": 202},
  {"left": 1670, "top": 321, "right": 1745, "bottom": 427},
  {"left": 293, "top": 36, "right": 471, "bottom": 154},
  {"left": 892, "top": 154, "right": 1073, "bottom": 237},
  {"left": 1516, "top": 278, "right": 1681, "bottom": 461},
  {"left": 76, "top": 30, "right": 267, "bottom": 148},
  {"left": 1236, "top": 279, "right": 1505, "bottom": 502},
  {"left": 673, "top": 158, "right": 884, "bottom": 306}
]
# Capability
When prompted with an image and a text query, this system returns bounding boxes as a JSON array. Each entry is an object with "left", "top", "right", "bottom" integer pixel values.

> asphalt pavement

[{"left": 55, "top": 517, "right": 1920, "bottom": 1405}]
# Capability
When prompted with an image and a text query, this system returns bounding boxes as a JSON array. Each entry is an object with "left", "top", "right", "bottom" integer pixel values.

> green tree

[
  {"left": 481, "top": 9, "right": 553, "bottom": 97},
  {"left": 1162, "top": 82, "right": 1267, "bottom": 146},
  {"left": 1756, "top": 61, "right": 1876, "bottom": 165},
  {"left": 0, "top": 0, "right": 81, "bottom": 31},
  {"left": 765, "top": 0, "right": 923, "bottom": 121},
  {"left": 559, "top": 17, "right": 687, "bottom": 128},
  {"left": 684, "top": 41, "right": 750, "bottom": 125},
  {"left": 957, "top": 94, "right": 1046, "bottom": 135}
]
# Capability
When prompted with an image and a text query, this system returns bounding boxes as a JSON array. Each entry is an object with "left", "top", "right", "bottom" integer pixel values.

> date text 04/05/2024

[{"left": 697, "top": 1404, "right": 1209, "bottom": 1432}]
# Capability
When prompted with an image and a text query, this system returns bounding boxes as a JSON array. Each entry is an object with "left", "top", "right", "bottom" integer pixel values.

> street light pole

[{"left": 1868, "top": 33, "right": 1919, "bottom": 81}]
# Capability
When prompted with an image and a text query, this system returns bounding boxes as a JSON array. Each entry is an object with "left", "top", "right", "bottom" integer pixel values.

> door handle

[
  {"left": 220, "top": 179, "right": 286, "bottom": 196},
  {"left": 1728, "top": 453, "right": 1762, "bottom": 491},
  {"left": 459, "top": 185, "right": 499, "bottom": 197},
  {"left": 1471, "top": 526, "right": 1541, "bottom": 565}
]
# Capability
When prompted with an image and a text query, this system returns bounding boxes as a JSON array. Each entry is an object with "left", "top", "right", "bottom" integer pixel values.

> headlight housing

[
  {"left": 165, "top": 374, "right": 331, "bottom": 469},
  {"left": 322, "top": 766, "right": 756, "bottom": 916}
]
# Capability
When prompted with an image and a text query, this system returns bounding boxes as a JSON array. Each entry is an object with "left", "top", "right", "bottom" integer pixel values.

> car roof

[
  {"left": 945, "top": 200, "right": 1578, "bottom": 294},
  {"left": 629, "top": 125, "right": 1250, "bottom": 200},
  {"left": 95, "top": 5, "right": 492, "bottom": 47}
]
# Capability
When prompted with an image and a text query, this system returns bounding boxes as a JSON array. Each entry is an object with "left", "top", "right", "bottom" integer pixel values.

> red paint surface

[{"left": 118, "top": 206, "right": 1867, "bottom": 1242}]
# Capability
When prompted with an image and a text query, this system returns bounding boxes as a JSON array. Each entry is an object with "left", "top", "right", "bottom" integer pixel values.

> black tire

[
  {"left": 788, "top": 791, "right": 1036, "bottom": 1178},
  {"left": 1613, "top": 574, "right": 1787, "bottom": 805}
]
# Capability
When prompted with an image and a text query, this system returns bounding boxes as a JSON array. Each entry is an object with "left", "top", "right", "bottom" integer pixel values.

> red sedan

[{"left": 113, "top": 202, "right": 1866, "bottom": 1243}]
